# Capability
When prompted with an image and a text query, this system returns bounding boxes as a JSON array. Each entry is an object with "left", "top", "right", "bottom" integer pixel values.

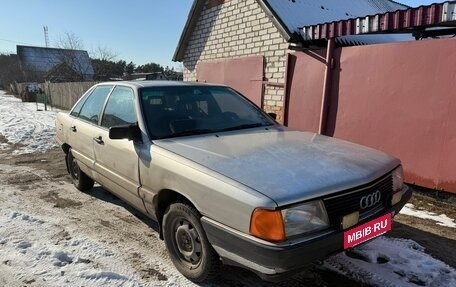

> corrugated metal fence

[{"left": 286, "top": 37, "right": 456, "bottom": 193}]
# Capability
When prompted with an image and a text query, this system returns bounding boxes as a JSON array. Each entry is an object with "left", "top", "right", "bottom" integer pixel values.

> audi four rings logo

[{"left": 360, "top": 190, "right": 381, "bottom": 209}]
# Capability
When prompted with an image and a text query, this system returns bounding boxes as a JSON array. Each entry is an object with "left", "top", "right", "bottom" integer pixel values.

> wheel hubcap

[{"left": 174, "top": 220, "right": 202, "bottom": 265}]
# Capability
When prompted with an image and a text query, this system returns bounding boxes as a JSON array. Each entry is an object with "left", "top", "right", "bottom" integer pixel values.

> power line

[{"left": 0, "top": 37, "right": 36, "bottom": 46}]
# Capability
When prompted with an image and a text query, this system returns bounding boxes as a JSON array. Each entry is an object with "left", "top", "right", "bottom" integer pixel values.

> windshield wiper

[
  {"left": 219, "top": 123, "right": 267, "bottom": 132},
  {"left": 160, "top": 129, "right": 213, "bottom": 139}
]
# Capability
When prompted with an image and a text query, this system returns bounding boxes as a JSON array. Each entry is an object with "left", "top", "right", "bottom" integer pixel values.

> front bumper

[{"left": 201, "top": 185, "right": 412, "bottom": 281}]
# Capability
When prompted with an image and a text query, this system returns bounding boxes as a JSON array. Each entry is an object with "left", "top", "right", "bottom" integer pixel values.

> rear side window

[
  {"left": 101, "top": 86, "right": 136, "bottom": 128},
  {"left": 78, "top": 86, "right": 113, "bottom": 124},
  {"left": 70, "top": 94, "right": 88, "bottom": 117}
]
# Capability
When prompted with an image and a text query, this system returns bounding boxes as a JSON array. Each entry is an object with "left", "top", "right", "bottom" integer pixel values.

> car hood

[{"left": 154, "top": 127, "right": 400, "bottom": 206}]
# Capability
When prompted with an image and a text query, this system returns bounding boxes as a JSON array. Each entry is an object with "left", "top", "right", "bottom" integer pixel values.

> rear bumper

[{"left": 201, "top": 185, "right": 412, "bottom": 281}]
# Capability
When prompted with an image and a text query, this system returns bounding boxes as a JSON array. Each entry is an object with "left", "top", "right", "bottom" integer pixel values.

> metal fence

[{"left": 286, "top": 37, "right": 456, "bottom": 193}]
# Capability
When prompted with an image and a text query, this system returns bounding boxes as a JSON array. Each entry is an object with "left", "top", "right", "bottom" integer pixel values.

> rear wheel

[
  {"left": 66, "top": 148, "right": 94, "bottom": 191},
  {"left": 163, "top": 202, "right": 221, "bottom": 282}
]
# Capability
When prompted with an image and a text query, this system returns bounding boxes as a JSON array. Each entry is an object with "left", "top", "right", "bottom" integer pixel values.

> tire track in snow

[
  {"left": 0, "top": 91, "right": 58, "bottom": 154},
  {"left": 0, "top": 163, "right": 196, "bottom": 287}
]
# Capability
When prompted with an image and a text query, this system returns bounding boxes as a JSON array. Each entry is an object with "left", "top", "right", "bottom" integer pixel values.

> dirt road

[{"left": 0, "top": 145, "right": 455, "bottom": 287}]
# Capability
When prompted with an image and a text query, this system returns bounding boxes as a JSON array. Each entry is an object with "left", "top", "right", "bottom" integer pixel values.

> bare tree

[
  {"left": 55, "top": 32, "right": 84, "bottom": 50},
  {"left": 51, "top": 32, "right": 92, "bottom": 81},
  {"left": 90, "top": 46, "right": 124, "bottom": 80},
  {"left": 90, "top": 45, "right": 118, "bottom": 62}
]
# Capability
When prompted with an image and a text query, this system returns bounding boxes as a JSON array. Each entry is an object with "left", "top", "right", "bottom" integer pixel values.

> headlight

[
  {"left": 250, "top": 200, "right": 330, "bottom": 242},
  {"left": 281, "top": 200, "right": 329, "bottom": 237},
  {"left": 391, "top": 166, "right": 405, "bottom": 206},
  {"left": 392, "top": 166, "right": 404, "bottom": 192}
]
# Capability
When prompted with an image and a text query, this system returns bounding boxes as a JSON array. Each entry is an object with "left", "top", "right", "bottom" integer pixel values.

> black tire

[
  {"left": 66, "top": 148, "right": 94, "bottom": 191},
  {"left": 163, "top": 202, "right": 221, "bottom": 282}
]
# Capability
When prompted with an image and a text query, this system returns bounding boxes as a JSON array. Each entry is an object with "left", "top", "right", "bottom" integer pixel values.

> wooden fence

[{"left": 44, "top": 81, "right": 97, "bottom": 110}]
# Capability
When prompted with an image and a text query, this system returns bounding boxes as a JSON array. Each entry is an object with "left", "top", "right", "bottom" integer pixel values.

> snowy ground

[
  {"left": 0, "top": 91, "right": 58, "bottom": 154},
  {"left": 324, "top": 237, "right": 455, "bottom": 287},
  {"left": 0, "top": 90, "right": 455, "bottom": 287},
  {"left": 401, "top": 203, "right": 456, "bottom": 228},
  {"left": 0, "top": 163, "right": 192, "bottom": 287}
]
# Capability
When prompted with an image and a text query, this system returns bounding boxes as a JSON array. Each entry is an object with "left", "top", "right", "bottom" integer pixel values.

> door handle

[
  {"left": 70, "top": 126, "right": 77, "bottom": 132},
  {"left": 93, "top": 136, "right": 104, "bottom": 145}
]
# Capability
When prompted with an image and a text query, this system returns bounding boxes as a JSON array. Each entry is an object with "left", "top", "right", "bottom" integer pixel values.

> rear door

[
  {"left": 69, "top": 85, "right": 113, "bottom": 176},
  {"left": 92, "top": 85, "right": 144, "bottom": 211}
]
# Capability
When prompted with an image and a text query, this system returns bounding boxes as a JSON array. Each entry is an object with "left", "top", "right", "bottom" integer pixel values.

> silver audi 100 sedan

[{"left": 55, "top": 81, "right": 412, "bottom": 282}]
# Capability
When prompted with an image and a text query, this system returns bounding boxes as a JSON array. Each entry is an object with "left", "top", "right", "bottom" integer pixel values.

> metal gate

[
  {"left": 285, "top": 38, "right": 456, "bottom": 193},
  {"left": 197, "top": 55, "right": 264, "bottom": 107}
]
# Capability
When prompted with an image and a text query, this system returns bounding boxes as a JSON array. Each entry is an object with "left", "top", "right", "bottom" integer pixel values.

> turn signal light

[{"left": 250, "top": 209, "right": 285, "bottom": 242}]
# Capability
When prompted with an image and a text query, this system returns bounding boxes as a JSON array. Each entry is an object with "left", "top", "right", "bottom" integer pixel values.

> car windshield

[{"left": 139, "top": 85, "right": 275, "bottom": 139}]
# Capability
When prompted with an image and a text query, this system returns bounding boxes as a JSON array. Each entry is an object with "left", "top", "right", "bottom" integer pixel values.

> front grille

[{"left": 323, "top": 174, "right": 392, "bottom": 227}]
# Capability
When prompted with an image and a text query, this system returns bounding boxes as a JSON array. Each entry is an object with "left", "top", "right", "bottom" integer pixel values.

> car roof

[{"left": 96, "top": 80, "right": 226, "bottom": 89}]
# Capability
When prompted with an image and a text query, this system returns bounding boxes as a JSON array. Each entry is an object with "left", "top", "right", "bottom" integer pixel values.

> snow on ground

[
  {"left": 0, "top": 89, "right": 455, "bottom": 287},
  {"left": 0, "top": 91, "right": 58, "bottom": 154},
  {"left": 2, "top": 163, "right": 454, "bottom": 287},
  {"left": 1, "top": 208, "right": 142, "bottom": 287},
  {"left": 324, "top": 237, "right": 456, "bottom": 287},
  {"left": 0, "top": 164, "right": 194, "bottom": 287},
  {"left": 400, "top": 203, "right": 456, "bottom": 228}
]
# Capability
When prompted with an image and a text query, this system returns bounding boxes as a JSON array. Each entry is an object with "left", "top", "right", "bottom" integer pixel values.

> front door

[{"left": 93, "top": 85, "right": 144, "bottom": 212}]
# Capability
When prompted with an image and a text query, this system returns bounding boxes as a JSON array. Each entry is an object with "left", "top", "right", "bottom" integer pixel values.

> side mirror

[
  {"left": 109, "top": 123, "right": 142, "bottom": 142},
  {"left": 268, "top": 112, "right": 277, "bottom": 120}
]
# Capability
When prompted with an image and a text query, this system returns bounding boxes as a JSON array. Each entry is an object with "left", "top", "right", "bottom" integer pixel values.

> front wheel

[
  {"left": 66, "top": 148, "right": 94, "bottom": 191},
  {"left": 163, "top": 202, "right": 221, "bottom": 282}
]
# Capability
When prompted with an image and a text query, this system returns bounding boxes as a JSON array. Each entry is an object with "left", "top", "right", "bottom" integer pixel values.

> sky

[
  {"left": 0, "top": 0, "right": 193, "bottom": 68},
  {"left": 0, "top": 0, "right": 447, "bottom": 68},
  {"left": 400, "top": 0, "right": 447, "bottom": 6}
]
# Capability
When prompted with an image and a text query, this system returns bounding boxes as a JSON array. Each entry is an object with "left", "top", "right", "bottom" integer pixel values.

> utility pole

[
  {"left": 43, "top": 26, "right": 50, "bottom": 112},
  {"left": 43, "top": 26, "right": 49, "bottom": 47}
]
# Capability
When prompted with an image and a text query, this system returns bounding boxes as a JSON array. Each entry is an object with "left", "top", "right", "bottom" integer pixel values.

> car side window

[
  {"left": 70, "top": 89, "right": 92, "bottom": 117},
  {"left": 78, "top": 86, "right": 113, "bottom": 125},
  {"left": 211, "top": 88, "right": 262, "bottom": 121},
  {"left": 101, "top": 86, "right": 137, "bottom": 128}
]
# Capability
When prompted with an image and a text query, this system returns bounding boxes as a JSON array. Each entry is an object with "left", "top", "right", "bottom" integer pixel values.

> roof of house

[
  {"left": 173, "top": 0, "right": 409, "bottom": 61},
  {"left": 16, "top": 45, "right": 94, "bottom": 77},
  {"left": 301, "top": 1, "right": 456, "bottom": 42},
  {"left": 262, "top": 0, "right": 407, "bottom": 37}
]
